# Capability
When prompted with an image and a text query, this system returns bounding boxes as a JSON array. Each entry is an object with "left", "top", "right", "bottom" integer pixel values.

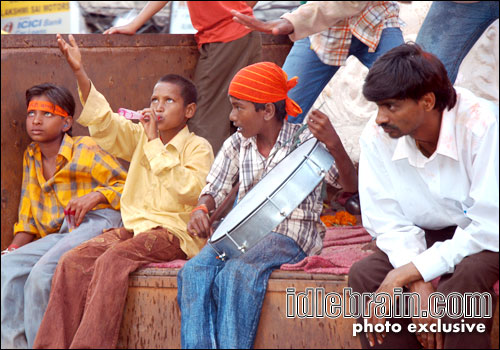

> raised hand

[
  {"left": 231, "top": 10, "right": 294, "bottom": 35},
  {"left": 57, "top": 34, "right": 82, "bottom": 72},
  {"left": 307, "top": 109, "right": 341, "bottom": 150}
]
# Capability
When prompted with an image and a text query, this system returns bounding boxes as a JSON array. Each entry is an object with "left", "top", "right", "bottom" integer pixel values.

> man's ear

[
  {"left": 184, "top": 103, "right": 196, "bottom": 120},
  {"left": 62, "top": 116, "right": 73, "bottom": 132},
  {"left": 263, "top": 102, "right": 276, "bottom": 121},
  {"left": 420, "top": 92, "right": 436, "bottom": 112}
]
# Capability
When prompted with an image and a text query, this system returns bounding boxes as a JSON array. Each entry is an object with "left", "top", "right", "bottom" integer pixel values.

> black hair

[
  {"left": 26, "top": 83, "right": 76, "bottom": 117},
  {"left": 157, "top": 74, "right": 197, "bottom": 106},
  {"left": 252, "top": 99, "right": 287, "bottom": 122},
  {"left": 362, "top": 42, "right": 457, "bottom": 113}
]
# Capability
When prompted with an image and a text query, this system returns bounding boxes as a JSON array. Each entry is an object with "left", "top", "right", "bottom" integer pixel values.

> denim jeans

[
  {"left": 177, "top": 232, "right": 307, "bottom": 349},
  {"left": 282, "top": 27, "right": 404, "bottom": 124},
  {"left": 0, "top": 208, "right": 122, "bottom": 349},
  {"left": 416, "top": 1, "right": 499, "bottom": 84}
]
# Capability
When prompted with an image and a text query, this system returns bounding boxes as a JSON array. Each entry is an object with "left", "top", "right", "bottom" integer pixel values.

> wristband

[{"left": 191, "top": 204, "right": 209, "bottom": 216}]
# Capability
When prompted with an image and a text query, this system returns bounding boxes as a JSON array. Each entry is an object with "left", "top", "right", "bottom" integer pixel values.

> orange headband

[
  {"left": 27, "top": 100, "right": 69, "bottom": 118},
  {"left": 228, "top": 62, "right": 302, "bottom": 118}
]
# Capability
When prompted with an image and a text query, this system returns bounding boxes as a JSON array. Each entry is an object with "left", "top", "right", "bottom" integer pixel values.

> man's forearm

[{"left": 130, "top": 1, "right": 170, "bottom": 32}]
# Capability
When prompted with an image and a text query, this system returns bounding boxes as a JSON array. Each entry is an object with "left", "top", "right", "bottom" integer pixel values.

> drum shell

[{"left": 209, "top": 139, "right": 333, "bottom": 260}]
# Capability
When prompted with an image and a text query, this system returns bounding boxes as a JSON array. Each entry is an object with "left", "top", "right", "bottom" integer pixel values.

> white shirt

[{"left": 359, "top": 87, "right": 499, "bottom": 282}]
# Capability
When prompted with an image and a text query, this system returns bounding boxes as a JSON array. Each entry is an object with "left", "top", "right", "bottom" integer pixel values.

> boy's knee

[{"left": 216, "top": 259, "right": 257, "bottom": 287}]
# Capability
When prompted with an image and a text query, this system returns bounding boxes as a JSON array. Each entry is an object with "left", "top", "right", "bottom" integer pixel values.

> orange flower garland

[{"left": 320, "top": 211, "right": 357, "bottom": 227}]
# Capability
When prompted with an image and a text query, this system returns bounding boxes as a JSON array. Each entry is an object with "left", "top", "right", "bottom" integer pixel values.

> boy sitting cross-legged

[{"left": 33, "top": 34, "right": 214, "bottom": 349}]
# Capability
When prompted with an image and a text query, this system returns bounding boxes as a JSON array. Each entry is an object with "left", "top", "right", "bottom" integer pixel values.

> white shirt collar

[{"left": 391, "top": 108, "right": 459, "bottom": 167}]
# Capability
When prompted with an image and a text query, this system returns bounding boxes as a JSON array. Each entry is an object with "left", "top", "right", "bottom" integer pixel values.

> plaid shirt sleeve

[
  {"left": 85, "top": 140, "right": 127, "bottom": 210},
  {"left": 200, "top": 134, "right": 241, "bottom": 208},
  {"left": 13, "top": 149, "right": 39, "bottom": 237}
]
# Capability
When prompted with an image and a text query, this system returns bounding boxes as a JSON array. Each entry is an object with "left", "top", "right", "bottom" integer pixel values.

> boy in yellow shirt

[
  {"left": 33, "top": 34, "right": 214, "bottom": 349},
  {"left": 1, "top": 83, "right": 126, "bottom": 349}
]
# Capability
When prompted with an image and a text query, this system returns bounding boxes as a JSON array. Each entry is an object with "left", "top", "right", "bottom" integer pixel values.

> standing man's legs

[
  {"left": 353, "top": 27, "right": 404, "bottom": 70},
  {"left": 416, "top": 1, "right": 499, "bottom": 83},
  {"left": 282, "top": 37, "right": 339, "bottom": 124},
  {"left": 188, "top": 31, "right": 262, "bottom": 155}
]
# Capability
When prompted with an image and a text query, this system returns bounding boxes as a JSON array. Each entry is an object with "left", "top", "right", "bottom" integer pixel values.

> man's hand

[
  {"left": 365, "top": 269, "right": 403, "bottom": 347},
  {"left": 364, "top": 263, "right": 424, "bottom": 347},
  {"left": 231, "top": 10, "right": 294, "bottom": 35},
  {"left": 409, "top": 280, "right": 443, "bottom": 349},
  {"left": 65, "top": 192, "right": 106, "bottom": 228},
  {"left": 57, "top": 34, "right": 82, "bottom": 73},
  {"left": 103, "top": 23, "right": 138, "bottom": 35},
  {"left": 308, "top": 109, "right": 358, "bottom": 193},
  {"left": 139, "top": 108, "right": 159, "bottom": 142},
  {"left": 307, "top": 110, "right": 341, "bottom": 150},
  {"left": 187, "top": 210, "right": 212, "bottom": 238}
]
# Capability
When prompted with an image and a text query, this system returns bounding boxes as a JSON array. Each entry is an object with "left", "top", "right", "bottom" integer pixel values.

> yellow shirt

[
  {"left": 78, "top": 83, "right": 214, "bottom": 258},
  {"left": 14, "top": 134, "right": 127, "bottom": 238}
]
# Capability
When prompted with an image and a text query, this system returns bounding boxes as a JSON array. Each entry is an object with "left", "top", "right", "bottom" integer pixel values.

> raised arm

[
  {"left": 103, "top": 1, "right": 169, "bottom": 34},
  {"left": 307, "top": 109, "right": 358, "bottom": 193},
  {"left": 57, "top": 34, "right": 91, "bottom": 102}
]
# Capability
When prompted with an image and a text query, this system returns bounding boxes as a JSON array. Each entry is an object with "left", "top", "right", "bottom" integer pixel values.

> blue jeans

[
  {"left": 177, "top": 232, "right": 306, "bottom": 349},
  {"left": 283, "top": 27, "right": 404, "bottom": 123},
  {"left": 416, "top": 1, "right": 499, "bottom": 84},
  {"left": 0, "top": 208, "right": 122, "bottom": 349}
]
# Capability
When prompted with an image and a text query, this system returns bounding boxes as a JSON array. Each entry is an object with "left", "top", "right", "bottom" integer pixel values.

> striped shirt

[
  {"left": 201, "top": 121, "right": 339, "bottom": 255},
  {"left": 310, "top": 1, "right": 401, "bottom": 66},
  {"left": 14, "top": 134, "right": 127, "bottom": 238}
]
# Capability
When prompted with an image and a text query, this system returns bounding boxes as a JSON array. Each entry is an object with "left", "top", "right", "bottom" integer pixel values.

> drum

[{"left": 208, "top": 138, "right": 334, "bottom": 260}]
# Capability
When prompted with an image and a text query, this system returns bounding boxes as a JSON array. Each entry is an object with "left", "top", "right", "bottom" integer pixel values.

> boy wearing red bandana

[{"left": 178, "top": 62, "right": 358, "bottom": 348}]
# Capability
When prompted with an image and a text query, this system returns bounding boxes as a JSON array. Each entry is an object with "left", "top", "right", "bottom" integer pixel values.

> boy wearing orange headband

[
  {"left": 33, "top": 34, "right": 214, "bottom": 349},
  {"left": 178, "top": 61, "right": 358, "bottom": 348},
  {"left": 1, "top": 83, "right": 127, "bottom": 349}
]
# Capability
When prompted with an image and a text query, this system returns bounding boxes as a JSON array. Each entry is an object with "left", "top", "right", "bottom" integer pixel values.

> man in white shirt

[{"left": 349, "top": 43, "right": 499, "bottom": 349}]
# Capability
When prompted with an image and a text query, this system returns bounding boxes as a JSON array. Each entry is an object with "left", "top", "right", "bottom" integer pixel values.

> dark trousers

[
  {"left": 348, "top": 226, "right": 499, "bottom": 349},
  {"left": 188, "top": 31, "right": 262, "bottom": 155}
]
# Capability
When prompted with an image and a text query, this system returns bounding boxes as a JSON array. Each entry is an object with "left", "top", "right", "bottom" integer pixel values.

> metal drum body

[{"left": 208, "top": 138, "right": 334, "bottom": 260}]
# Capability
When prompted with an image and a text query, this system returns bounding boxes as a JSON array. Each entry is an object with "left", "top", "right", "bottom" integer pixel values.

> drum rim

[{"left": 209, "top": 138, "right": 321, "bottom": 243}]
